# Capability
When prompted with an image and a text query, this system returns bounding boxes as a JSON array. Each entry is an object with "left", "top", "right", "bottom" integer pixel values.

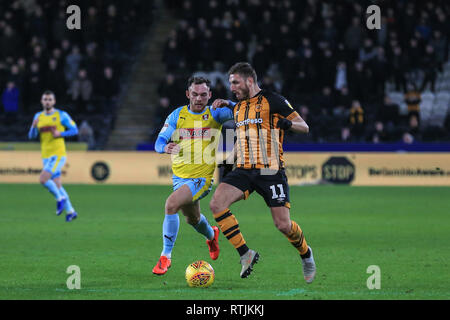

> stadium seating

[
  {"left": 0, "top": 0, "right": 155, "bottom": 148},
  {"left": 154, "top": 0, "right": 450, "bottom": 144}
]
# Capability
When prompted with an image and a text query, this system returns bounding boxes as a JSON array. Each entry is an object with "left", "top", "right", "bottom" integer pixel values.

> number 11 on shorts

[{"left": 270, "top": 184, "right": 286, "bottom": 199}]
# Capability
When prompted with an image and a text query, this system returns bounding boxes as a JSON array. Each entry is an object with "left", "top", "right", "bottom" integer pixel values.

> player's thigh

[
  {"left": 210, "top": 168, "right": 253, "bottom": 212},
  {"left": 165, "top": 184, "right": 194, "bottom": 214},
  {"left": 180, "top": 201, "right": 201, "bottom": 225},
  {"left": 209, "top": 182, "right": 245, "bottom": 213},
  {"left": 42, "top": 156, "right": 66, "bottom": 182}
]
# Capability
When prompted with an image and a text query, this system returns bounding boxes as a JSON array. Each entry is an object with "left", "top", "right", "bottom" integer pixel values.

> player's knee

[
  {"left": 165, "top": 199, "right": 179, "bottom": 215},
  {"left": 209, "top": 196, "right": 224, "bottom": 214},
  {"left": 185, "top": 215, "right": 200, "bottom": 226},
  {"left": 274, "top": 219, "right": 291, "bottom": 235},
  {"left": 39, "top": 176, "right": 48, "bottom": 185}
]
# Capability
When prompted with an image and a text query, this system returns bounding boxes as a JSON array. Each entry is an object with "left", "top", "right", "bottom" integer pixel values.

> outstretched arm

[{"left": 211, "top": 99, "right": 236, "bottom": 110}]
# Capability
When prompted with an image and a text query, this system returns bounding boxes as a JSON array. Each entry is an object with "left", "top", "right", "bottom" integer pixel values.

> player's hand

[
  {"left": 164, "top": 142, "right": 180, "bottom": 154},
  {"left": 51, "top": 128, "right": 61, "bottom": 138},
  {"left": 212, "top": 99, "right": 229, "bottom": 110},
  {"left": 276, "top": 118, "right": 292, "bottom": 130}
]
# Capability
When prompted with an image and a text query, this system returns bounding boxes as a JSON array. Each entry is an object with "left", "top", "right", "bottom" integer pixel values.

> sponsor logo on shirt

[
  {"left": 236, "top": 118, "right": 263, "bottom": 127},
  {"left": 178, "top": 128, "right": 211, "bottom": 139},
  {"left": 39, "top": 126, "right": 56, "bottom": 132}
]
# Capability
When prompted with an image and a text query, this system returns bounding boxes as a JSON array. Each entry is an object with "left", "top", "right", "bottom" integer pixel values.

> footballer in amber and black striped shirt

[{"left": 209, "top": 62, "right": 316, "bottom": 283}]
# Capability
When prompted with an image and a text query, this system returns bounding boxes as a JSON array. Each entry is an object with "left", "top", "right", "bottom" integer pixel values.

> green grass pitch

[{"left": 0, "top": 184, "right": 449, "bottom": 300}]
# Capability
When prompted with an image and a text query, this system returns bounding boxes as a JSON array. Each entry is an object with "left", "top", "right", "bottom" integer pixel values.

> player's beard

[
  {"left": 43, "top": 105, "right": 53, "bottom": 112},
  {"left": 236, "top": 85, "right": 250, "bottom": 101}
]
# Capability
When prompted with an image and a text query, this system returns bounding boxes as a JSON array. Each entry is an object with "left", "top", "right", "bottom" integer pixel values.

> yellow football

[{"left": 185, "top": 260, "right": 215, "bottom": 288}]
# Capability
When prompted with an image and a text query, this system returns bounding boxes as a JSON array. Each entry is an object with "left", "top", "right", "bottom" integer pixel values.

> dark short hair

[
  {"left": 228, "top": 62, "right": 257, "bottom": 82},
  {"left": 42, "top": 90, "right": 56, "bottom": 97},
  {"left": 187, "top": 76, "right": 211, "bottom": 89}
]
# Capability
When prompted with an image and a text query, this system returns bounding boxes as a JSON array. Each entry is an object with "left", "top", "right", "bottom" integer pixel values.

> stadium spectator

[
  {"left": 340, "top": 127, "right": 352, "bottom": 142},
  {"left": 2, "top": 81, "right": 19, "bottom": 114},
  {"left": 69, "top": 69, "right": 93, "bottom": 113},
  {"left": 335, "top": 86, "right": 352, "bottom": 110},
  {"left": 9, "top": 64, "right": 25, "bottom": 93},
  {"left": 314, "top": 87, "right": 335, "bottom": 113},
  {"left": 377, "top": 95, "right": 401, "bottom": 128},
  {"left": 65, "top": 46, "right": 82, "bottom": 83},
  {"left": 261, "top": 75, "right": 277, "bottom": 92},
  {"left": 390, "top": 46, "right": 408, "bottom": 92},
  {"left": 0, "top": 25, "right": 19, "bottom": 60},
  {"left": 348, "top": 100, "right": 365, "bottom": 141},
  {"left": 25, "top": 62, "right": 43, "bottom": 110},
  {"left": 45, "top": 59, "right": 67, "bottom": 102},
  {"left": 211, "top": 78, "right": 228, "bottom": 100},
  {"left": 251, "top": 44, "right": 271, "bottom": 76},
  {"left": 150, "top": 96, "right": 172, "bottom": 141},
  {"left": 406, "top": 115, "right": 422, "bottom": 142},
  {"left": 404, "top": 83, "right": 421, "bottom": 123},
  {"left": 368, "top": 121, "right": 390, "bottom": 143},
  {"left": 2, "top": 81, "right": 20, "bottom": 126},
  {"left": 162, "top": 38, "right": 184, "bottom": 73},
  {"left": 157, "top": 74, "right": 184, "bottom": 107},
  {"left": 371, "top": 47, "right": 389, "bottom": 97},
  {"left": 154, "top": 96, "right": 172, "bottom": 129},
  {"left": 334, "top": 62, "right": 348, "bottom": 91},
  {"left": 344, "top": 17, "right": 365, "bottom": 61},
  {"left": 0, "top": 0, "right": 154, "bottom": 147},
  {"left": 420, "top": 44, "right": 439, "bottom": 92},
  {"left": 97, "top": 66, "right": 119, "bottom": 114},
  {"left": 402, "top": 132, "right": 415, "bottom": 144},
  {"left": 431, "top": 30, "right": 447, "bottom": 72},
  {"left": 359, "top": 38, "right": 377, "bottom": 64},
  {"left": 347, "top": 61, "right": 370, "bottom": 102},
  {"left": 78, "top": 120, "right": 96, "bottom": 150}
]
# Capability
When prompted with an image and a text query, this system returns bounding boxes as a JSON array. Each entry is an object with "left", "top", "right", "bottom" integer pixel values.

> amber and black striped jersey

[{"left": 232, "top": 90, "right": 300, "bottom": 170}]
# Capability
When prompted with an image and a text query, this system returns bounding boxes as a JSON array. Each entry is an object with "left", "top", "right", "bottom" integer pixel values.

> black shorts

[{"left": 222, "top": 168, "right": 291, "bottom": 208}]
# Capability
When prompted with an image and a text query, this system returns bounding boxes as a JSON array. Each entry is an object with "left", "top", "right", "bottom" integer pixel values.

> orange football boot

[
  {"left": 206, "top": 226, "right": 220, "bottom": 260},
  {"left": 152, "top": 256, "right": 172, "bottom": 275}
]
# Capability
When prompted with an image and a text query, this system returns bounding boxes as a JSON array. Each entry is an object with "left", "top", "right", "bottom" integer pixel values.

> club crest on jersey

[
  {"left": 52, "top": 117, "right": 57, "bottom": 121},
  {"left": 202, "top": 114, "right": 209, "bottom": 121},
  {"left": 255, "top": 105, "right": 262, "bottom": 111}
]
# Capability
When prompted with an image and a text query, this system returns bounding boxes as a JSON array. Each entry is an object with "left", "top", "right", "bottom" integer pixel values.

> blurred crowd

[
  {"left": 154, "top": 0, "right": 450, "bottom": 144},
  {"left": 0, "top": 0, "right": 154, "bottom": 148}
]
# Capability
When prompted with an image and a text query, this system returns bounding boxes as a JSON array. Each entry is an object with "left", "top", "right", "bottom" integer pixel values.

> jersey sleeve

[
  {"left": 27, "top": 113, "right": 40, "bottom": 140},
  {"left": 155, "top": 108, "right": 179, "bottom": 153},
  {"left": 60, "top": 111, "right": 79, "bottom": 137},
  {"left": 210, "top": 105, "right": 234, "bottom": 124},
  {"left": 267, "top": 92, "right": 300, "bottom": 120}
]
